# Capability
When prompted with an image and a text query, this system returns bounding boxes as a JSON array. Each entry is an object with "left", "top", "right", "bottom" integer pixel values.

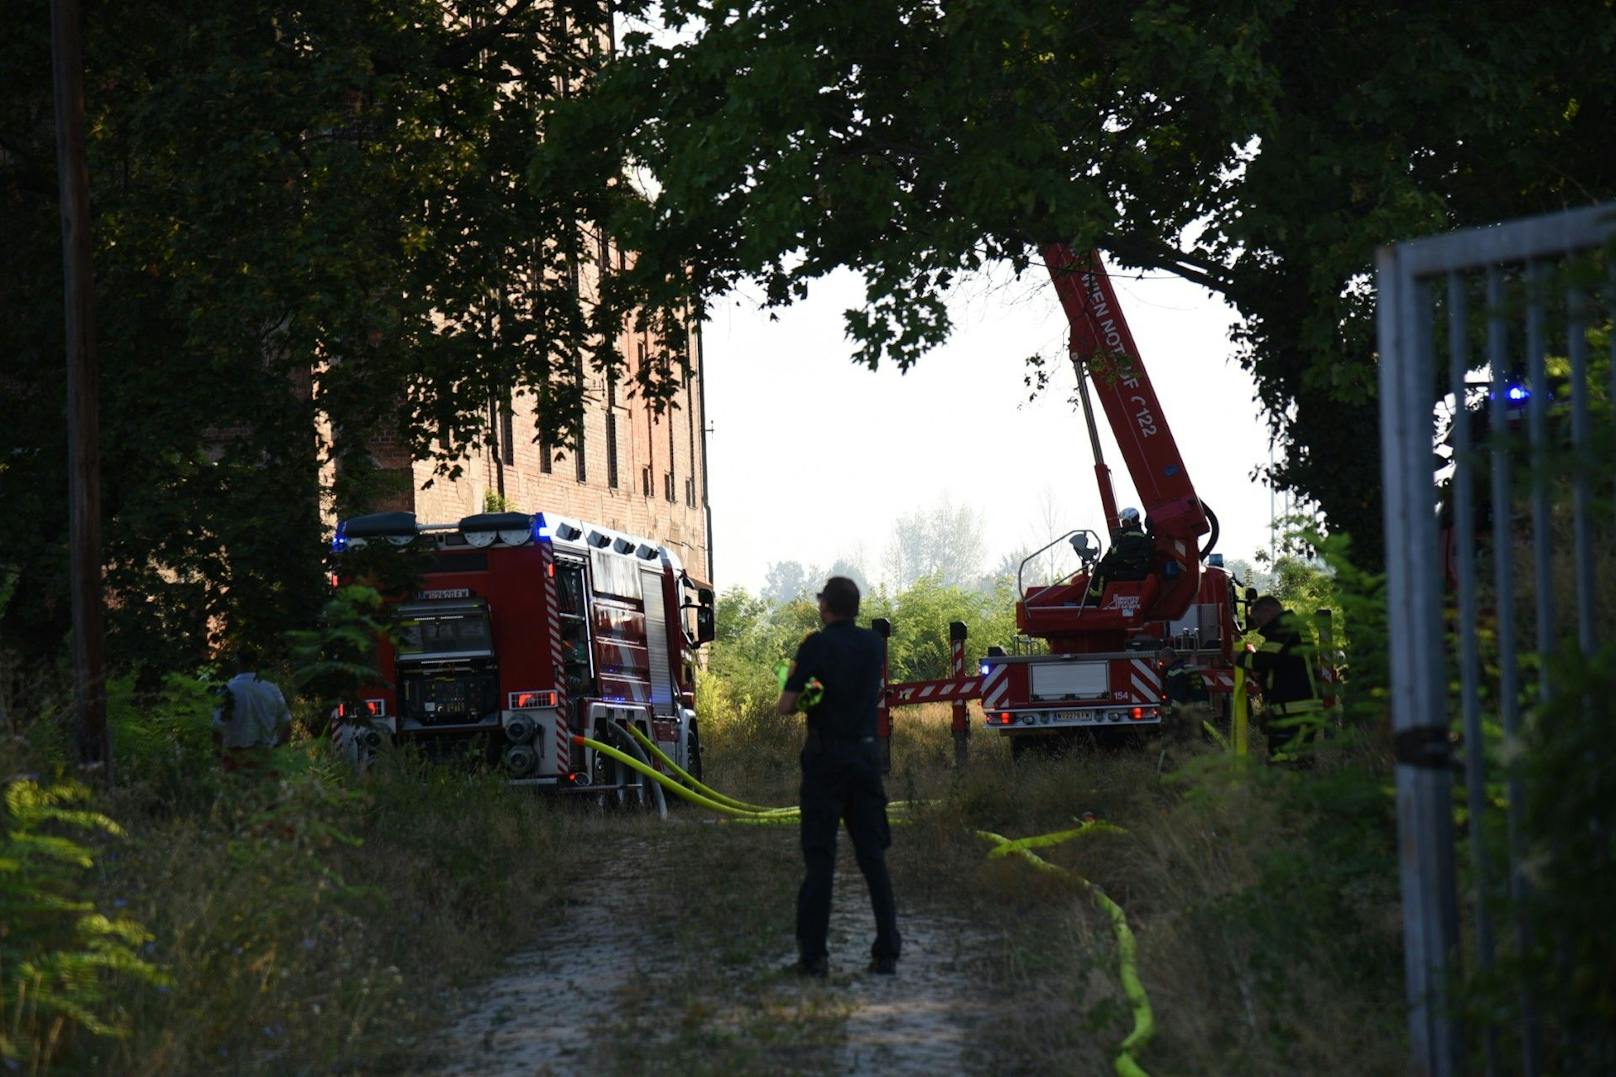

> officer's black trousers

[{"left": 796, "top": 739, "right": 901, "bottom": 964}]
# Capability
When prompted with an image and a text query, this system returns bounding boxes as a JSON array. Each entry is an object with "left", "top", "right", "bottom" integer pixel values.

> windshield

[{"left": 397, "top": 612, "right": 493, "bottom": 657}]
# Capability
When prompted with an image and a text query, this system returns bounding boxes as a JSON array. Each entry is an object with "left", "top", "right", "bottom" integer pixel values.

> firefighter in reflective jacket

[
  {"left": 1238, "top": 595, "right": 1325, "bottom": 758},
  {"left": 1160, "top": 646, "right": 1212, "bottom": 742},
  {"left": 1087, "top": 508, "right": 1153, "bottom": 603}
]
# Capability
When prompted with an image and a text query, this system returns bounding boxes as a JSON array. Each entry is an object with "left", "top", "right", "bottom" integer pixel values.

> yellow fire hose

[
  {"left": 575, "top": 736, "right": 781, "bottom": 819},
  {"left": 622, "top": 723, "right": 776, "bottom": 813},
  {"left": 984, "top": 818, "right": 1130, "bottom": 858},
  {"left": 1232, "top": 665, "right": 1249, "bottom": 756},
  {"left": 979, "top": 827, "right": 1155, "bottom": 1077},
  {"left": 607, "top": 726, "right": 924, "bottom": 820}
]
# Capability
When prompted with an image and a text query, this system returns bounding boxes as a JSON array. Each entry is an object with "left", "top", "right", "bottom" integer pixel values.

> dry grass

[
  {"left": 6, "top": 686, "right": 1403, "bottom": 1074},
  {"left": 40, "top": 747, "right": 590, "bottom": 1074}
]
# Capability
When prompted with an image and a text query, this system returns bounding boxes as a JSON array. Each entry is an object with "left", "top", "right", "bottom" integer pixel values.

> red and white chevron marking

[
  {"left": 980, "top": 663, "right": 1011, "bottom": 710},
  {"left": 540, "top": 543, "right": 568, "bottom": 719},
  {"left": 1202, "top": 669, "right": 1236, "bottom": 692},
  {"left": 554, "top": 716, "right": 571, "bottom": 774},
  {"left": 1129, "top": 658, "right": 1163, "bottom": 703},
  {"left": 886, "top": 675, "right": 982, "bottom": 706}
]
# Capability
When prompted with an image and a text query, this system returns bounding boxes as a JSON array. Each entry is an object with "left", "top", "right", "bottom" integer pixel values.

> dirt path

[
  {"left": 427, "top": 846, "right": 999, "bottom": 1075},
  {"left": 825, "top": 893, "right": 988, "bottom": 1074},
  {"left": 427, "top": 838, "right": 669, "bottom": 1075}
]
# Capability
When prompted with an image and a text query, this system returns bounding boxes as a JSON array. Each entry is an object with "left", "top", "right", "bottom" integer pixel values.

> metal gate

[{"left": 1377, "top": 203, "right": 1616, "bottom": 1076}]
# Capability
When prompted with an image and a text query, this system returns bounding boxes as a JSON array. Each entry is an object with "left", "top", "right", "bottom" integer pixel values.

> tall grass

[{"left": 2, "top": 685, "right": 583, "bottom": 1074}]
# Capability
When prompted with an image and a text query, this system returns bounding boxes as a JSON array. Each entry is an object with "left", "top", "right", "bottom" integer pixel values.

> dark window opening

[
  {"left": 641, "top": 465, "right": 652, "bottom": 498},
  {"left": 606, "top": 413, "right": 619, "bottom": 489},
  {"left": 667, "top": 409, "right": 677, "bottom": 498}
]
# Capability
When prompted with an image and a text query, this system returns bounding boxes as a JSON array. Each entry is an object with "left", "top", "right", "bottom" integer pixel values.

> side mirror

[
  {"left": 1244, "top": 587, "right": 1258, "bottom": 605},
  {"left": 695, "top": 605, "right": 716, "bottom": 645}
]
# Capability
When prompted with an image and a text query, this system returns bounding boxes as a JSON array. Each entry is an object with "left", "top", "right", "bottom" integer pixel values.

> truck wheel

[{"left": 686, "top": 724, "right": 704, "bottom": 783}]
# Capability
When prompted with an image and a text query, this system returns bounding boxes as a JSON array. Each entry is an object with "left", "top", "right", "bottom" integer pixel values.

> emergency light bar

[
  {"left": 333, "top": 511, "right": 420, "bottom": 551},
  {"left": 459, "top": 511, "right": 534, "bottom": 547}
]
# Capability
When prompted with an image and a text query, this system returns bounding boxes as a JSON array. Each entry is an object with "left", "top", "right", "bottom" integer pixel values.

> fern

[{"left": 1, "top": 780, "right": 168, "bottom": 1068}]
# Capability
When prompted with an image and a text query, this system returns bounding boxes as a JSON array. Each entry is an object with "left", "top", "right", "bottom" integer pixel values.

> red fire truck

[
  {"left": 332, "top": 509, "right": 714, "bottom": 792},
  {"left": 882, "top": 245, "right": 1246, "bottom": 757}
]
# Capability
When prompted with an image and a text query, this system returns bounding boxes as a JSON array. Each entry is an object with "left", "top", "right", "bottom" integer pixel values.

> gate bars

[{"left": 1376, "top": 203, "right": 1615, "bottom": 1076}]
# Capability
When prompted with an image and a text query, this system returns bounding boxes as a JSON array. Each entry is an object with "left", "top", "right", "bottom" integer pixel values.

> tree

[
  {"left": 538, "top": 0, "right": 1616, "bottom": 567},
  {"left": 1, "top": 0, "right": 653, "bottom": 672},
  {"left": 825, "top": 556, "right": 871, "bottom": 596},
  {"left": 761, "top": 560, "right": 813, "bottom": 604},
  {"left": 882, "top": 496, "right": 986, "bottom": 589}
]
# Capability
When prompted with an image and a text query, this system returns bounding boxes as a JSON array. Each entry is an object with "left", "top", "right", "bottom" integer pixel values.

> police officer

[
  {"left": 1086, "top": 507, "right": 1154, "bottom": 603},
  {"left": 777, "top": 576, "right": 900, "bottom": 977},
  {"left": 1237, "top": 596, "right": 1325, "bottom": 760}
]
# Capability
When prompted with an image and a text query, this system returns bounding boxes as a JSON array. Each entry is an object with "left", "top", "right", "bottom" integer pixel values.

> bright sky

[{"left": 701, "top": 262, "right": 1283, "bottom": 593}]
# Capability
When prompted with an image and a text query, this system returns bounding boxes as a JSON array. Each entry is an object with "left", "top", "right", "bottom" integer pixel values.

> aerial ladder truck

[{"left": 880, "top": 244, "right": 1246, "bottom": 761}]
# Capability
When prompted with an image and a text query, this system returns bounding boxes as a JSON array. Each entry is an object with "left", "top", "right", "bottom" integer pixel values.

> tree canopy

[
  {"left": 1, "top": 0, "right": 648, "bottom": 669},
  {"left": 539, "top": 0, "right": 1616, "bottom": 562}
]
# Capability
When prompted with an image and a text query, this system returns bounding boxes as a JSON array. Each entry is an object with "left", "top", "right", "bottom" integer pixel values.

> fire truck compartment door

[
  {"left": 640, "top": 568, "right": 675, "bottom": 715},
  {"left": 1166, "top": 602, "right": 1223, "bottom": 643},
  {"left": 1030, "top": 661, "right": 1110, "bottom": 701}
]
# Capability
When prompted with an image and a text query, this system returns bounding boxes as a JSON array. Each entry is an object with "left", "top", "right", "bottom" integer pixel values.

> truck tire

[{"left": 686, "top": 723, "right": 704, "bottom": 783}]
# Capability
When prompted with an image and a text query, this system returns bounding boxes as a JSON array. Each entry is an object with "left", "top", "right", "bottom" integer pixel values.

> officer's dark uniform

[
  {"left": 786, "top": 621, "right": 901, "bottom": 969},
  {"left": 1237, "top": 609, "right": 1324, "bottom": 757},
  {"left": 1086, "top": 524, "right": 1154, "bottom": 601}
]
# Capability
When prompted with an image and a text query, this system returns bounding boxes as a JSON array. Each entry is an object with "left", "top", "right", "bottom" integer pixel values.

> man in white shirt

[{"left": 213, "top": 650, "right": 292, "bottom": 771}]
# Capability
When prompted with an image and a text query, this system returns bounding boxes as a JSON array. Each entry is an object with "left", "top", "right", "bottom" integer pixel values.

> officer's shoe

[
  {"left": 868, "top": 956, "right": 897, "bottom": 975},
  {"left": 787, "top": 956, "right": 829, "bottom": 978}
]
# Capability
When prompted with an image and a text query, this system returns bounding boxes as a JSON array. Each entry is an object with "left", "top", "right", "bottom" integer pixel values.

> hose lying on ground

[
  {"left": 602, "top": 727, "right": 925, "bottom": 821},
  {"left": 588, "top": 730, "right": 1147, "bottom": 1069},
  {"left": 575, "top": 735, "right": 778, "bottom": 818},
  {"left": 978, "top": 825, "right": 1155, "bottom": 1077},
  {"left": 622, "top": 723, "right": 775, "bottom": 813}
]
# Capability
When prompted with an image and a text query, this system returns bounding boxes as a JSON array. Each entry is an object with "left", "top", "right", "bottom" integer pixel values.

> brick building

[{"left": 362, "top": 320, "right": 714, "bottom": 584}]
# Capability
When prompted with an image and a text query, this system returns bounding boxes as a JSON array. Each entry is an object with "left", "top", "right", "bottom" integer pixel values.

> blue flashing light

[
  {"left": 531, "top": 511, "right": 554, "bottom": 543},
  {"left": 331, "top": 521, "right": 349, "bottom": 554},
  {"left": 979, "top": 662, "right": 992, "bottom": 677},
  {"left": 1506, "top": 384, "right": 1529, "bottom": 403}
]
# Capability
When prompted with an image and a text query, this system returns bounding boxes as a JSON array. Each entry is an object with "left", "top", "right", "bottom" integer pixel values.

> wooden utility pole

[{"left": 50, "top": 0, "right": 109, "bottom": 773}]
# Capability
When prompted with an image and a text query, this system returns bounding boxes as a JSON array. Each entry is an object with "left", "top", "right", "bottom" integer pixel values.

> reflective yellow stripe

[{"left": 1258, "top": 641, "right": 1285, "bottom": 653}]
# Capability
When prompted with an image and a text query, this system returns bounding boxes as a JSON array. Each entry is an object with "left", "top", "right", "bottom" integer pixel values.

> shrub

[{"left": 1, "top": 779, "right": 167, "bottom": 1070}]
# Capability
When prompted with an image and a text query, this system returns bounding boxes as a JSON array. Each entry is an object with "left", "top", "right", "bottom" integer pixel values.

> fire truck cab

[{"left": 333, "top": 509, "right": 714, "bottom": 792}]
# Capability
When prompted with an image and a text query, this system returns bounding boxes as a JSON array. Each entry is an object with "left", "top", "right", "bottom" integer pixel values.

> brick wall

[{"left": 405, "top": 325, "right": 712, "bottom": 582}]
